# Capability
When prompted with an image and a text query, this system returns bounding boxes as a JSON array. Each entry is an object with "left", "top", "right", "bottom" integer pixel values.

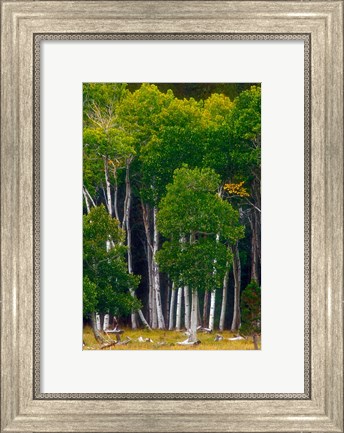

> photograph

[{"left": 82, "top": 82, "right": 261, "bottom": 350}]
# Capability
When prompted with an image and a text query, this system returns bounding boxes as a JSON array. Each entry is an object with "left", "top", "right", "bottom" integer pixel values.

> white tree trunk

[
  {"left": 122, "top": 160, "right": 131, "bottom": 230},
  {"left": 141, "top": 200, "right": 155, "bottom": 327},
  {"left": 137, "top": 309, "right": 151, "bottom": 329},
  {"left": 96, "top": 313, "right": 101, "bottom": 331},
  {"left": 152, "top": 206, "right": 165, "bottom": 329},
  {"left": 184, "top": 286, "right": 190, "bottom": 330},
  {"left": 84, "top": 186, "right": 96, "bottom": 208},
  {"left": 176, "top": 286, "right": 183, "bottom": 330},
  {"left": 83, "top": 187, "right": 91, "bottom": 214},
  {"left": 103, "top": 314, "right": 110, "bottom": 331},
  {"left": 151, "top": 282, "right": 158, "bottom": 329},
  {"left": 123, "top": 162, "right": 138, "bottom": 329},
  {"left": 166, "top": 281, "right": 171, "bottom": 326},
  {"left": 123, "top": 160, "right": 149, "bottom": 329},
  {"left": 219, "top": 264, "right": 230, "bottom": 331},
  {"left": 231, "top": 242, "right": 241, "bottom": 331},
  {"left": 208, "top": 233, "right": 219, "bottom": 331},
  {"left": 249, "top": 210, "right": 259, "bottom": 283},
  {"left": 112, "top": 166, "right": 120, "bottom": 222},
  {"left": 91, "top": 312, "right": 105, "bottom": 344},
  {"left": 169, "top": 283, "right": 176, "bottom": 330},
  {"left": 147, "top": 245, "right": 155, "bottom": 327},
  {"left": 189, "top": 289, "right": 198, "bottom": 342},
  {"left": 208, "top": 290, "right": 216, "bottom": 331},
  {"left": 103, "top": 156, "right": 112, "bottom": 216}
]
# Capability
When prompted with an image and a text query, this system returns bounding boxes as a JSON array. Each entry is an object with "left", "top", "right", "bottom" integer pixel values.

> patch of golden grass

[{"left": 83, "top": 325, "right": 261, "bottom": 350}]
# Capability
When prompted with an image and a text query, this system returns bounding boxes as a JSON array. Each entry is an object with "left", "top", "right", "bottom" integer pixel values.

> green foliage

[
  {"left": 156, "top": 166, "right": 244, "bottom": 293},
  {"left": 230, "top": 85, "right": 261, "bottom": 142},
  {"left": 83, "top": 276, "right": 97, "bottom": 318},
  {"left": 83, "top": 83, "right": 135, "bottom": 200},
  {"left": 158, "top": 237, "right": 231, "bottom": 293},
  {"left": 82, "top": 83, "right": 262, "bottom": 328},
  {"left": 158, "top": 166, "right": 244, "bottom": 242},
  {"left": 240, "top": 280, "right": 261, "bottom": 335},
  {"left": 228, "top": 85, "right": 261, "bottom": 180},
  {"left": 83, "top": 205, "right": 141, "bottom": 317}
]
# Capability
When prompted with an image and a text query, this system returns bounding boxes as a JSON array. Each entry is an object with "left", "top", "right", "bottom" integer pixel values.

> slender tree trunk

[
  {"left": 189, "top": 289, "right": 198, "bottom": 342},
  {"left": 176, "top": 286, "right": 183, "bottom": 330},
  {"left": 169, "top": 283, "right": 176, "bottom": 330},
  {"left": 123, "top": 162, "right": 138, "bottom": 329},
  {"left": 103, "top": 156, "right": 112, "bottom": 216},
  {"left": 137, "top": 310, "right": 151, "bottom": 329},
  {"left": 151, "top": 279, "right": 158, "bottom": 328},
  {"left": 96, "top": 313, "right": 101, "bottom": 330},
  {"left": 250, "top": 210, "right": 259, "bottom": 283},
  {"left": 91, "top": 312, "right": 105, "bottom": 344},
  {"left": 126, "top": 209, "right": 138, "bottom": 329},
  {"left": 231, "top": 242, "right": 242, "bottom": 331},
  {"left": 103, "top": 313, "right": 109, "bottom": 331},
  {"left": 197, "top": 292, "right": 202, "bottom": 327},
  {"left": 209, "top": 290, "right": 216, "bottom": 331},
  {"left": 123, "top": 160, "right": 149, "bottom": 329},
  {"left": 84, "top": 186, "right": 96, "bottom": 207},
  {"left": 203, "top": 291, "right": 209, "bottom": 327},
  {"left": 219, "top": 263, "right": 230, "bottom": 331},
  {"left": 99, "top": 312, "right": 105, "bottom": 331},
  {"left": 208, "top": 233, "right": 219, "bottom": 331},
  {"left": 153, "top": 206, "right": 165, "bottom": 329},
  {"left": 184, "top": 286, "right": 190, "bottom": 330},
  {"left": 147, "top": 245, "right": 154, "bottom": 326},
  {"left": 113, "top": 167, "right": 119, "bottom": 221},
  {"left": 141, "top": 200, "right": 155, "bottom": 327},
  {"left": 83, "top": 187, "right": 90, "bottom": 214},
  {"left": 122, "top": 160, "right": 131, "bottom": 230},
  {"left": 166, "top": 281, "right": 171, "bottom": 327}
]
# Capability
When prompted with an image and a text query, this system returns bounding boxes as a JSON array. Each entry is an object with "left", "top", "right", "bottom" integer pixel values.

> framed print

[{"left": 1, "top": 1, "right": 343, "bottom": 432}]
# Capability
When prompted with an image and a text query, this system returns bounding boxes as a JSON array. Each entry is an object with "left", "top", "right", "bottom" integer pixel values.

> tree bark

[
  {"left": 231, "top": 242, "right": 242, "bottom": 331},
  {"left": 203, "top": 291, "right": 209, "bottom": 327},
  {"left": 169, "top": 283, "right": 176, "bottom": 330},
  {"left": 208, "top": 290, "right": 216, "bottom": 331},
  {"left": 84, "top": 186, "right": 96, "bottom": 208},
  {"left": 103, "top": 156, "right": 112, "bottom": 216},
  {"left": 197, "top": 292, "right": 202, "bottom": 327},
  {"left": 113, "top": 166, "right": 120, "bottom": 221},
  {"left": 91, "top": 312, "right": 105, "bottom": 344},
  {"left": 249, "top": 210, "right": 259, "bottom": 283},
  {"left": 176, "top": 286, "right": 183, "bottom": 330},
  {"left": 153, "top": 206, "right": 165, "bottom": 329},
  {"left": 123, "top": 161, "right": 138, "bottom": 329},
  {"left": 189, "top": 289, "right": 199, "bottom": 342},
  {"left": 166, "top": 280, "right": 171, "bottom": 326},
  {"left": 103, "top": 313, "right": 110, "bottom": 331},
  {"left": 219, "top": 262, "right": 230, "bottom": 331},
  {"left": 83, "top": 187, "right": 91, "bottom": 214},
  {"left": 141, "top": 200, "right": 155, "bottom": 327},
  {"left": 123, "top": 160, "right": 149, "bottom": 329},
  {"left": 122, "top": 159, "right": 131, "bottom": 230},
  {"left": 208, "top": 233, "right": 219, "bottom": 331},
  {"left": 184, "top": 286, "right": 190, "bottom": 330}
]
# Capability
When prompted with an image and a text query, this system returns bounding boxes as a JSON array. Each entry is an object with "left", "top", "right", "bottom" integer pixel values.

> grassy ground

[{"left": 83, "top": 325, "right": 260, "bottom": 350}]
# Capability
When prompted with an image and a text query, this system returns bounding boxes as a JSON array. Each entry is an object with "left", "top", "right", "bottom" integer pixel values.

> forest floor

[{"left": 83, "top": 325, "right": 260, "bottom": 350}]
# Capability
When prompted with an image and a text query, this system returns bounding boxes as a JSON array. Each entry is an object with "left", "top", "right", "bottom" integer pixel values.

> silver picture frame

[{"left": 1, "top": 2, "right": 343, "bottom": 432}]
